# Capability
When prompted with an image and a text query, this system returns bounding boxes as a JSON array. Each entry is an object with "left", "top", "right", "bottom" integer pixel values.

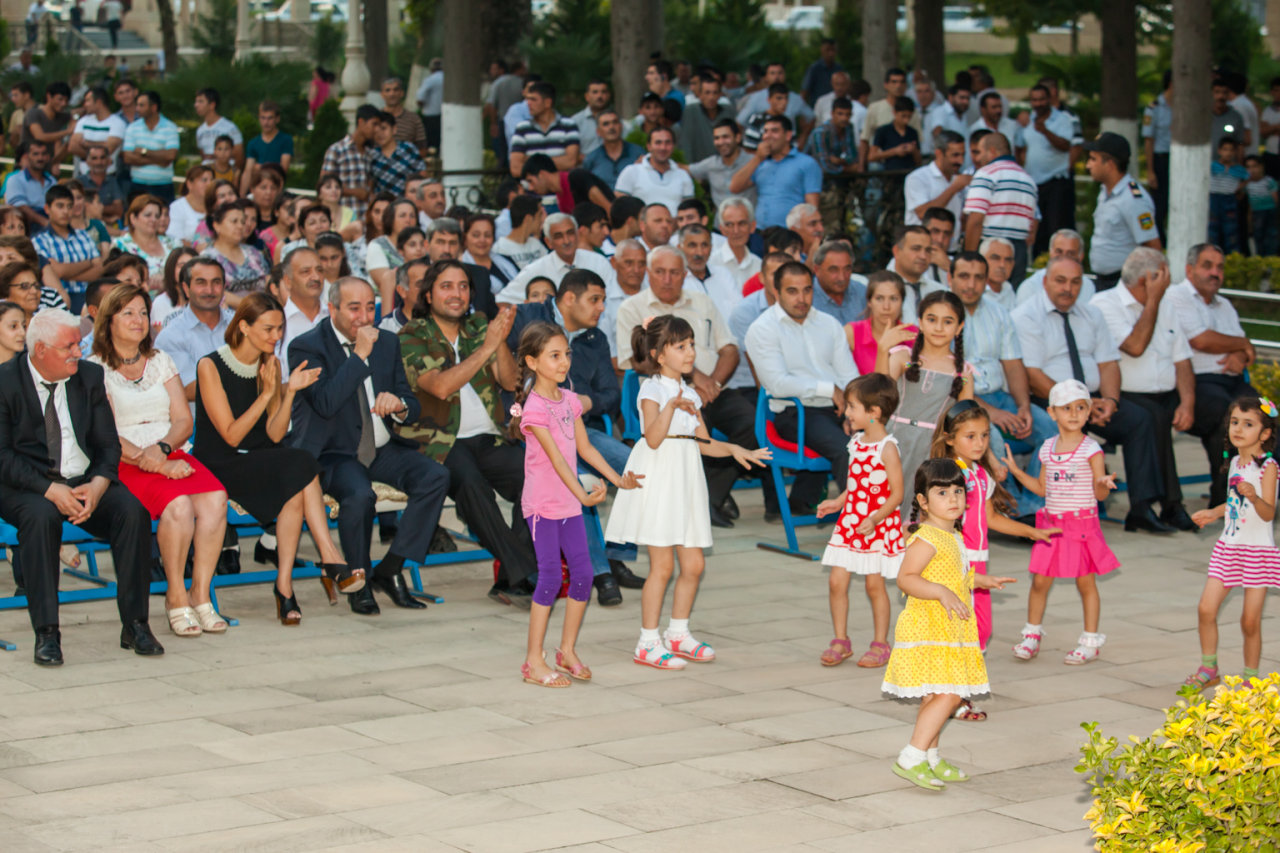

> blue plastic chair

[{"left": 753, "top": 391, "right": 832, "bottom": 560}]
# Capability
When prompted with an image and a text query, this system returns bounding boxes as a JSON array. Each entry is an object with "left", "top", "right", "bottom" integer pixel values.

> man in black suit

[
  {"left": 289, "top": 277, "right": 450, "bottom": 615},
  {"left": 424, "top": 217, "right": 498, "bottom": 319},
  {"left": 0, "top": 308, "right": 161, "bottom": 665}
]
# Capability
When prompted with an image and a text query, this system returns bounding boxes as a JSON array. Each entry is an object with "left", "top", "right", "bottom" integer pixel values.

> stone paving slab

[{"left": 0, "top": 438, "right": 1275, "bottom": 849}]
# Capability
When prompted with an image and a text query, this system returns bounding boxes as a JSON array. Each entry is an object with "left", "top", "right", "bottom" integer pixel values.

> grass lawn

[{"left": 943, "top": 52, "right": 1043, "bottom": 92}]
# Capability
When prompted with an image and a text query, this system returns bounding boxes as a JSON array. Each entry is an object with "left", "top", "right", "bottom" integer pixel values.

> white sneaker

[
  {"left": 1012, "top": 626, "right": 1042, "bottom": 660},
  {"left": 663, "top": 631, "right": 716, "bottom": 662}
]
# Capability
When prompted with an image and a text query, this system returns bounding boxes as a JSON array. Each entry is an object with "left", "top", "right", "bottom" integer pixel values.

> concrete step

[{"left": 75, "top": 26, "right": 151, "bottom": 51}]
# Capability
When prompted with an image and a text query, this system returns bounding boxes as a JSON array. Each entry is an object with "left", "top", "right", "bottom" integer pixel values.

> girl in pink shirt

[{"left": 511, "top": 322, "right": 640, "bottom": 688}]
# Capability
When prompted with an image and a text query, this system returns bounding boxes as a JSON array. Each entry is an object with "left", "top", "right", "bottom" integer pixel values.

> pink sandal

[
  {"left": 521, "top": 656, "right": 571, "bottom": 688},
  {"left": 555, "top": 648, "right": 592, "bottom": 681},
  {"left": 820, "top": 638, "right": 854, "bottom": 666},
  {"left": 857, "top": 641, "right": 891, "bottom": 668}
]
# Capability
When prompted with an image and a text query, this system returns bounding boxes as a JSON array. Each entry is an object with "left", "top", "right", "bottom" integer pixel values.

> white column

[
  {"left": 1099, "top": 117, "right": 1140, "bottom": 178},
  {"left": 1167, "top": 142, "right": 1211, "bottom": 282},
  {"left": 441, "top": 0, "right": 481, "bottom": 200},
  {"left": 340, "top": 0, "right": 371, "bottom": 128},
  {"left": 234, "top": 0, "right": 251, "bottom": 61}
]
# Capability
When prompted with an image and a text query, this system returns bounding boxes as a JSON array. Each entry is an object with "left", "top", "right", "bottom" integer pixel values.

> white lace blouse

[{"left": 87, "top": 349, "right": 180, "bottom": 448}]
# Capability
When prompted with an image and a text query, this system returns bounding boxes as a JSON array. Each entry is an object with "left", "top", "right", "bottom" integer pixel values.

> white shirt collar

[
  {"left": 27, "top": 354, "right": 62, "bottom": 391},
  {"left": 330, "top": 318, "right": 353, "bottom": 347}
]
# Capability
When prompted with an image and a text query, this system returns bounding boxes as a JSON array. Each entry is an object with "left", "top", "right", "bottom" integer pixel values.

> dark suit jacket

[
  {"left": 0, "top": 356, "right": 120, "bottom": 494},
  {"left": 287, "top": 319, "right": 421, "bottom": 462},
  {"left": 463, "top": 262, "right": 498, "bottom": 320}
]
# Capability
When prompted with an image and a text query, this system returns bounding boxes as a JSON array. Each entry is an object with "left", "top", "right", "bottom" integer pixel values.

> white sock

[
  {"left": 927, "top": 748, "right": 940, "bottom": 768},
  {"left": 666, "top": 618, "right": 689, "bottom": 636},
  {"left": 638, "top": 628, "right": 660, "bottom": 647},
  {"left": 898, "top": 744, "right": 927, "bottom": 768},
  {"left": 1023, "top": 622, "right": 1042, "bottom": 635},
  {"left": 259, "top": 533, "right": 277, "bottom": 549}
]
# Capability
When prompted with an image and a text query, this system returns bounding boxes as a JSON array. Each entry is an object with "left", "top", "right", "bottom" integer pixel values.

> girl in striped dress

[
  {"left": 1003, "top": 380, "right": 1119, "bottom": 666},
  {"left": 1185, "top": 396, "right": 1280, "bottom": 691}
]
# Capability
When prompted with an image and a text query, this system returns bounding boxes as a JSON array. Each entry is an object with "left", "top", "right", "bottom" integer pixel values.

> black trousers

[
  {"left": 774, "top": 405, "right": 849, "bottom": 509},
  {"left": 1188, "top": 373, "right": 1257, "bottom": 507},
  {"left": 1094, "top": 270, "right": 1122, "bottom": 292},
  {"left": 0, "top": 479, "right": 150, "bottom": 630},
  {"left": 443, "top": 435, "right": 535, "bottom": 590},
  {"left": 1152, "top": 153, "right": 1170, "bottom": 244},
  {"left": 1085, "top": 397, "right": 1162, "bottom": 506},
  {"left": 320, "top": 442, "right": 449, "bottom": 574},
  {"left": 1121, "top": 389, "right": 1184, "bottom": 508},
  {"left": 701, "top": 387, "right": 776, "bottom": 512},
  {"left": 1033, "top": 176, "right": 1076, "bottom": 257},
  {"left": 423, "top": 114, "right": 442, "bottom": 151},
  {"left": 1010, "top": 238, "right": 1029, "bottom": 290}
]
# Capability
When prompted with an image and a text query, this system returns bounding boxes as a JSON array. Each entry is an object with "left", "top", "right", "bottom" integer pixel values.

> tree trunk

[
  {"left": 1168, "top": 0, "right": 1212, "bottom": 273},
  {"left": 156, "top": 0, "right": 179, "bottom": 74},
  {"left": 1099, "top": 0, "right": 1138, "bottom": 173},
  {"left": 862, "top": 0, "right": 899, "bottom": 94},
  {"left": 913, "top": 0, "right": 944, "bottom": 88},
  {"left": 364, "top": 0, "right": 389, "bottom": 90},
  {"left": 442, "top": 0, "right": 482, "bottom": 196},
  {"left": 1069, "top": 17, "right": 1078, "bottom": 58},
  {"left": 645, "top": 0, "right": 664, "bottom": 58},
  {"left": 611, "top": 1, "right": 652, "bottom": 119}
]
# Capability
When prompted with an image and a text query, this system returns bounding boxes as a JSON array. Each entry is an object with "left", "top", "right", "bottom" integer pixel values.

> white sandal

[
  {"left": 167, "top": 606, "right": 202, "bottom": 637},
  {"left": 1012, "top": 625, "right": 1042, "bottom": 660},
  {"left": 192, "top": 602, "right": 228, "bottom": 633},
  {"left": 1065, "top": 632, "right": 1105, "bottom": 665}
]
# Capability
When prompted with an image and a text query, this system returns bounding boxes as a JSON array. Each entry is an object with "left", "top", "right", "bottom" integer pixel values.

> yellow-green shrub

[
  {"left": 1076, "top": 674, "right": 1280, "bottom": 852},
  {"left": 1248, "top": 362, "right": 1280, "bottom": 405},
  {"left": 1222, "top": 253, "right": 1280, "bottom": 293}
]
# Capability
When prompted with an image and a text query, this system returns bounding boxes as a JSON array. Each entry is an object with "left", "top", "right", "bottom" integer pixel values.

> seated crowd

[{"left": 0, "top": 72, "right": 1255, "bottom": 671}]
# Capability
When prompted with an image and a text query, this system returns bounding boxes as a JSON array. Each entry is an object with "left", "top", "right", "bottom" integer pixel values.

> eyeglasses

[{"left": 10, "top": 280, "right": 38, "bottom": 291}]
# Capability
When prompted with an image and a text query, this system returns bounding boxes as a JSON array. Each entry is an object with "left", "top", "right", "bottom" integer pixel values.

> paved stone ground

[{"left": 0, "top": 437, "right": 1274, "bottom": 852}]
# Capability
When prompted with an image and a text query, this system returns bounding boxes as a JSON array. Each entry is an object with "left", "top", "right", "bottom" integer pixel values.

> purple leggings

[{"left": 527, "top": 513, "right": 593, "bottom": 606}]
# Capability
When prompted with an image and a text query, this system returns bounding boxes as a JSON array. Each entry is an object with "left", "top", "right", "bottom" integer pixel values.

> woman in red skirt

[{"left": 89, "top": 281, "right": 230, "bottom": 638}]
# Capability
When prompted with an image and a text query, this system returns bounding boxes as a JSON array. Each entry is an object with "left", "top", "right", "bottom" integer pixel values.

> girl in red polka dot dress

[{"left": 818, "top": 375, "right": 905, "bottom": 668}]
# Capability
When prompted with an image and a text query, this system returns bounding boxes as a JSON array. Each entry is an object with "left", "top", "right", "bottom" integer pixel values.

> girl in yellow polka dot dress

[{"left": 882, "top": 459, "right": 1016, "bottom": 790}]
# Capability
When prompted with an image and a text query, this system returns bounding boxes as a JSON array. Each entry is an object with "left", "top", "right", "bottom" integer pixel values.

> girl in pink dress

[
  {"left": 1004, "top": 380, "right": 1120, "bottom": 666},
  {"left": 818, "top": 374, "right": 904, "bottom": 668},
  {"left": 931, "top": 400, "right": 1057, "bottom": 719},
  {"left": 510, "top": 322, "right": 641, "bottom": 688}
]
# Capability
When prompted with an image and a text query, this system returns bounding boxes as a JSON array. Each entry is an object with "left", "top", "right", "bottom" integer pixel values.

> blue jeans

[
  {"left": 579, "top": 427, "right": 638, "bottom": 575},
  {"left": 979, "top": 390, "right": 1055, "bottom": 517}
]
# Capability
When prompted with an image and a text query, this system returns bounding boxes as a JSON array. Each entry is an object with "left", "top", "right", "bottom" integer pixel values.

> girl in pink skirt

[
  {"left": 1185, "top": 395, "right": 1279, "bottom": 691},
  {"left": 1003, "top": 380, "right": 1119, "bottom": 665}
]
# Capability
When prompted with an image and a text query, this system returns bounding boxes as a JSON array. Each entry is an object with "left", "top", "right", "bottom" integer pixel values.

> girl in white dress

[{"left": 605, "top": 315, "right": 770, "bottom": 670}]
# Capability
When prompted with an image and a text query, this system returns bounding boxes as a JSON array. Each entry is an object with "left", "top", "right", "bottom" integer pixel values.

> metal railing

[
  {"left": 819, "top": 169, "right": 913, "bottom": 273},
  {"left": 1220, "top": 287, "right": 1280, "bottom": 352}
]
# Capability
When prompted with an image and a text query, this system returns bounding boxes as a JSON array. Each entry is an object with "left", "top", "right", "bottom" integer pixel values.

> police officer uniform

[
  {"left": 1141, "top": 92, "right": 1172, "bottom": 241},
  {"left": 1087, "top": 133, "right": 1159, "bottom": 291}
]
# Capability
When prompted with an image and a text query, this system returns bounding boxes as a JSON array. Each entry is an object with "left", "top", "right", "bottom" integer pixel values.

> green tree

[
  {"left": 518, "top": 0, "right": 611, "bottom": 109},
  {"left": 192, "top": 0, "right": 237, "bottom": 62},
  {"left": 312, "top": 12, "right": 345, "bottom": 69},
  {"left": 301, "top": 98, "right": 349, "bottom": 187}
]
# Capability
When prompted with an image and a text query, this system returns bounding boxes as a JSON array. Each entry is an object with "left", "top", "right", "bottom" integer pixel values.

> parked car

[{"left": 770, "top": 6, "right": 825, "bottom": 31}]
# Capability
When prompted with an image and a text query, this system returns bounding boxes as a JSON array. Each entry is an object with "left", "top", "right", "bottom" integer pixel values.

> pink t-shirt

[
  {"left": 520, "top": 389, "right": 584, "bottom": 520},
  {"left": 1039, "top": 435, "right": 1102, "bottom": 513}
]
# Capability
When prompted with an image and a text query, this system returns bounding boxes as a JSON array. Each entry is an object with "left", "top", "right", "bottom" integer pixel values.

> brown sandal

[
  {"left": 857, "top": 641, "right": 891, "bottom": 667},
  {"left": 820, "top": 638, "right": 854, "bottom": 666}
]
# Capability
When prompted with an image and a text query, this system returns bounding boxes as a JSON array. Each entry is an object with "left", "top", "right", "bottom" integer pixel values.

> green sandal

[
  {"left": 931, "top": 758, "right": 969, "bottom": 782},
  {"left": 891, "top": 759, "right": 945, "bottom": 791}
]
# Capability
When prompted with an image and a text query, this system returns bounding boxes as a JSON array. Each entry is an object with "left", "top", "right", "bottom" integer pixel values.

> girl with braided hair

[{"left": 877, "top": 289, "right": 973, "bottom": 522}]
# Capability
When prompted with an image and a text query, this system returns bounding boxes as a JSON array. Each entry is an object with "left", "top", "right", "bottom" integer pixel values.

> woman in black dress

[{"left": 193, "top": 292, "right": 363, "bottom": 624}]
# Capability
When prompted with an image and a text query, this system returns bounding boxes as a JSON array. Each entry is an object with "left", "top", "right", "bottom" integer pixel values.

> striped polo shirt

[
  {"left": 122, "top": 114, "right": 180, "bottom": 187},
  {"left": 510, "top": 114, "right": 581, "bottom": 159},
  {"left": 962, "top": 155, "right": 1039, "bottom": 241}
]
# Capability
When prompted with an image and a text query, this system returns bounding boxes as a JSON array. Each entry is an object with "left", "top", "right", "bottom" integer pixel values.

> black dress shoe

[
  {"left": 1124, "top": 505, "right": 1175, "bottom": 534},
  {"left": 720, "top": 494, "right": 740, "bottom": 520},
  {"left": 216, "top": 548, "right": 240, "bottom": 576},
  {"left": 33, "top": 626, "right": 61, "bottom": 666},
  {"left": 120, "top": 621, "right": 165, "bottom": 656},
  {"left": 594, "top": 572, "right": 622, "bottom": 606},
  {"left": 373, "top": 572, "right": 427, "bottom": 609},
  {"left": 709, "top": 506, "right": 735, "bottom": 528},
  {"left": 487, "top": 585, "right": 513, "bottom": 606},
  {"left": 348, "top": 586, "right": 380, "bottom": 615},
  {"left": 1161, "top": 504, "right": 1197, "bottom": 532},
  {"left": 610, "top": 559, "right": 646, "bottom": 589}
]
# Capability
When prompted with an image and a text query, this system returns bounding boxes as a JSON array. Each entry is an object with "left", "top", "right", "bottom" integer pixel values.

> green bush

[
  {"left": 311, "top": 12, "right": 345, "bottom": 70},
  {"left": 299, "top": 98, "right": 348, "bottom": 188},
  {"left": 192, "top": 0, "right": 237, "bottom": 62},
  {"left": 155, "top": 55, "right": 310, "bottom": 133},
  {"left": 1076, "top": 674, "right": 1280, "bottom": 851}
]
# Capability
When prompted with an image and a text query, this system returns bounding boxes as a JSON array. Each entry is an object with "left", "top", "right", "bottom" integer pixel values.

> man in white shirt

[
  {"left": 193, "top": 88, "right": 243, "bottom": 168},
  {"left": 903, "top": 129, "right": 968, "bottom": 247},
  {"left": 710, "top": 195, "right": 761, "bottom": 287},
  {"left": 969, "top": 92, "right": 1024, "bottom": 159},
  {"left": 979, "top": 237, "right": 1018, "bottom": 310},
  {"left": 637, "top": 202, "right": 675, "bottom": 253},
  {"left": 926, "top": 83, "right": 971, "bottom": 164},
  {"left": 745, "top": 261, "right": 858, "bottom": 515},
  {"left": 378, "top": 258, "right": 429, "bottom": 335},
  {"left": 888, "top": 225, "right": 946, "bottom": 322},
  {"left": 615, "top": 246, "right": 759, "bottom": 526},
  {"left": 614, "top": 128, "right": 695, "bottom": 216},
  {"left": 1090, "top": 248, "right": 1196, "bottom": 530},
  {"left": 1016, "top": 229, "right": 1097, "bottom": 307},
  {"left": 813, "top": 71, "right": 856, "bottom": 127},
  {"left": 277, "top": 247, "right": 330, "bottom": 376},
  {"left": 678, "top": 223, "right": 740, "bottom": 327},
  {"left": 496, "top": 212, "right": 616, "bottom": 304},
  {"left": 913, "top": 77, "right": 942, "bottom": 156},
  {"left": 493, "top": 195, "right": 547, "bottom": 270},
  {"left": 570, "top": 79, "right": 611, "bottom": 157},
  {"left": 68, "top": 87, "right": 125, "bottom": 176},
  {"left": 1167, "top": 243, "right": 1259, "bottom": 507},
  {"left": 1024, "top": 85, "right": 1081, "bottom": 257},
  {"left": 415, "top": 58, "right": 444, "bottom": 150}
]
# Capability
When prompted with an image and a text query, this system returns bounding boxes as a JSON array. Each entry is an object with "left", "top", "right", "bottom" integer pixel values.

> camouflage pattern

[{"left": 398, "top": 312, "right": 506, "bottom": 463}]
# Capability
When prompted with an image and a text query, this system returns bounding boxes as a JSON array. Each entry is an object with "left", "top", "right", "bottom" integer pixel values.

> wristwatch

[
  {"left": 139, "top": 147, "right": 149, "bottom": 156},
  {"left": 156, "top": 441, "right": 172, "bottom": 455}
]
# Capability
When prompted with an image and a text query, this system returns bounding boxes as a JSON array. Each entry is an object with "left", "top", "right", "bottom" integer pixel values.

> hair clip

[
  {"left": 508, "top": 402, "right": 523, "bottom": 418},
  {"left": 955, "top": 457, "right": 968, "bottom": 470},
  {"left": 1261, "top": 397, "right": 1278, "bottom": 418}
]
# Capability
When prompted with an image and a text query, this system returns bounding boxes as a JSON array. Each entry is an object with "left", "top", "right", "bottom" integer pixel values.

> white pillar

[
  {"left": 340, "top": 0, "right": 371, "bottom": 129},
  {"left": 1099, "top": 117, "right": 1140, "bottom": 178},
  {"left": 1168, "top": 142, "right": 1211, "bottom": 282},
  {"left": 234, "top": 0, "right": 251, "bottom": 62},
  {"left": 441, "top": 0, "right": 481, "bottom": 200}
]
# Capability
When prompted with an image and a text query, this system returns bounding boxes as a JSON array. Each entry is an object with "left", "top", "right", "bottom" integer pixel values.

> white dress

[{"left": 604, "top": 375, "right": 713, "bottom": 548}]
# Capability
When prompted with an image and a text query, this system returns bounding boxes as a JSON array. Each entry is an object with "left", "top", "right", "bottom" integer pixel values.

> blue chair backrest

[{"left": 621, "top": 369, "right": 642, "bottom": 442}]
